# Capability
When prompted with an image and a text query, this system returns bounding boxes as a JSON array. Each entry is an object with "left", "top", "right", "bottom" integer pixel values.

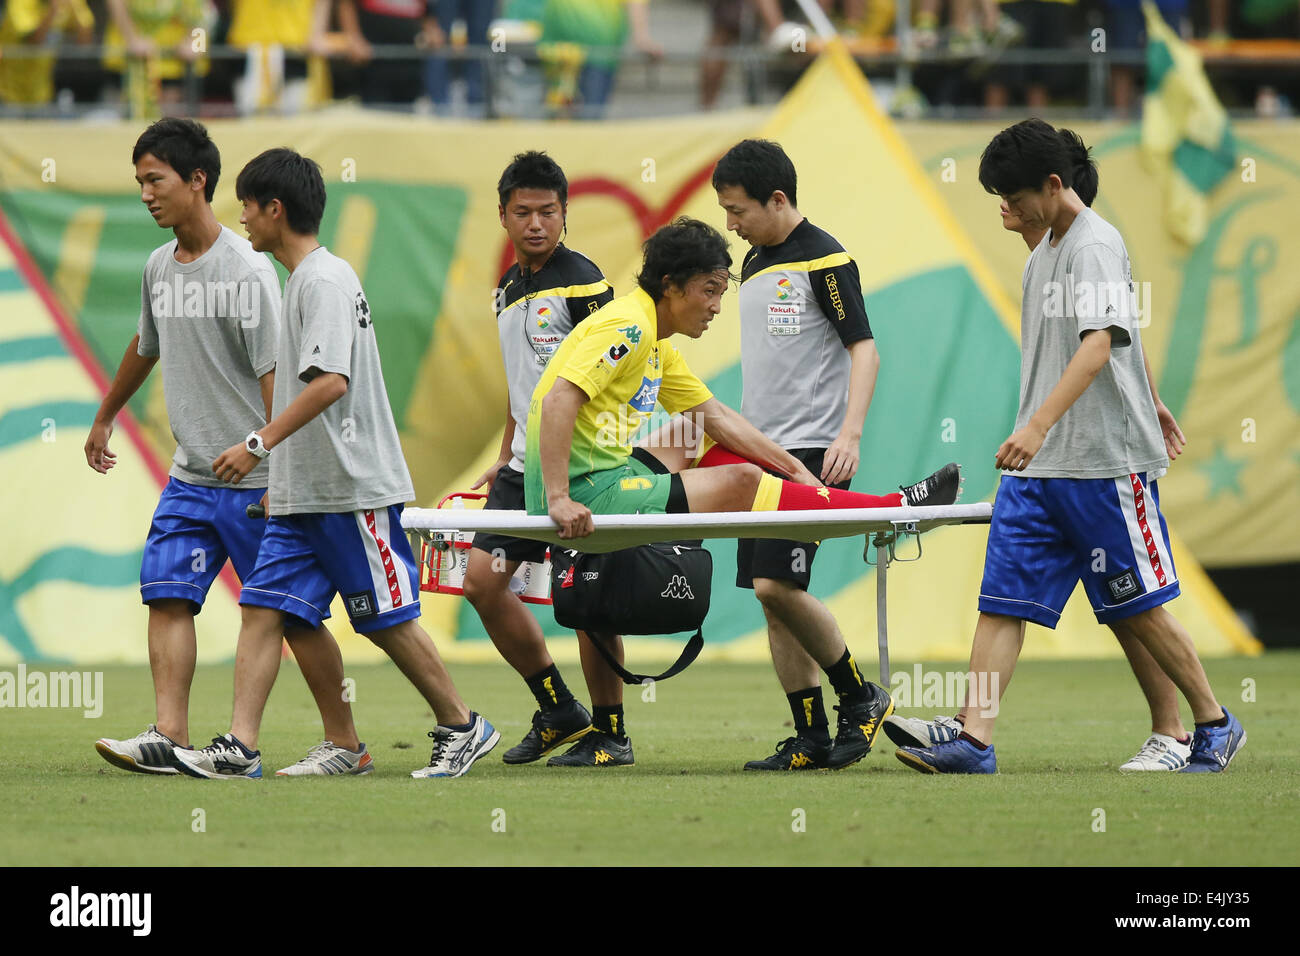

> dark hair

[
  {"left": 498, "top": 150, "right": 568, "bottom": 207},
  {"left": 979, "top": 118, "right": 1075, "bottom": 197},
  {"left": 235, "top": 148, "right": 326, "bottom": 235},
  {"left": 132, "top": 118, "right": 221, "bottom": 202},
  {"left": 712, "top": 138, "right": 797, "bottom": 208},
  {"left": 636, "top": 218, "right": 733, "bottom": 302},
  {"left": 1059, "top": 127, "right": 1098, "bottom": 207}
]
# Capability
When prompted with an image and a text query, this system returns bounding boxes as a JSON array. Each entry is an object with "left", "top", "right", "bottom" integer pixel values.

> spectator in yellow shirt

[
  {"left": 226, "top": 0, "right": 333, "bottom": 114},
  {"left": 104, "top": 0, "right": 213, "bottom": 115},
  {"left": 0, "top": 0, "right": 94, "bottom": 108}
]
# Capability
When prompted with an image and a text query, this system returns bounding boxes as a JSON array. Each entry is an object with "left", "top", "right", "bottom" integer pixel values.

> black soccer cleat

[
  {"left": 546, "top": 731, "right": 634, "bottom": 767},
  {"left": 901, "top": 462, "right": 963, "bottom": 508},
  {"left": 743, "top": 735, "right": 831, "bottom": 771},
  {"left": 826, "top": 681, "right": 896, "bottom": 770},
  {"left": 502, "top": 699, "right": 593, "bottom": 765}
]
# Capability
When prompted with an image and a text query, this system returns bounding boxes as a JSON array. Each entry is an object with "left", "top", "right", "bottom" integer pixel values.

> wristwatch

[{"left": 245, "top": 431, "right": 270, "bottom": 459}]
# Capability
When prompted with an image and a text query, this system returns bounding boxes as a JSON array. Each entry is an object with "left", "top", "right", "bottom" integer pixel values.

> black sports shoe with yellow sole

[
  {"left": 546, "top": 731, "right": 634, "bottom": 767},
  {"left": 502, "top": 700, "right": 593, "bottom": 765},
  {"left": 901, "top": 462, "right": 963, "bottom": 507},
  {"left": 743, "top": 735, "right": 832, "bottom": 771},
  {"left": 827, "top": 681, "right": 895, "bottom": 769}
]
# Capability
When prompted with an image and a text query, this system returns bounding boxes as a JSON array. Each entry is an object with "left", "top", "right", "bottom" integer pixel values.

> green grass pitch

[{"left": 3, "top": 653, "right": 1296, "bottom": 866}]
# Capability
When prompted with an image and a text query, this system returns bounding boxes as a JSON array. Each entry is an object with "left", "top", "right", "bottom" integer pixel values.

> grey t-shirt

[
  {"left": 1016, "top": 208, "right": 1168, "bottom": 480},
  {"left": 738, "top": 220, "right": 873, "bottom": 449},
  {"left": 136, "top": 226, "right": 280, "bottom": 488},
  {"left": 495, "top": 245, "right": 612, "bottom": 473},
  {"left": 268, "top": 247, "right": 414, "bottom": 515}
]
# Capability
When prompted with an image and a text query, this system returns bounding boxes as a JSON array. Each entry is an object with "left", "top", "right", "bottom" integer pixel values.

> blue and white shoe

[
  {"left": 1182, "top": 709, "right": 1246, "bottom": 773},
  {"left": 172, "top": 733, "right": 262, "bottom": 780},
  {"left": 411, "top": 713, "right": 500, "bottom": 779},
  {"left": 1119, "top": 733, "right": 1191, "bottom": 772},
  {"left": 883, "top": 714, "right": 964, "bottom": 749},
  {"left": 895, "top": 737, "right": 996, "bottom": 774}
]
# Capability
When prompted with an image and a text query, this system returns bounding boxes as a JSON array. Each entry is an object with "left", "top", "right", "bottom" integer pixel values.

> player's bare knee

[
  {"left": 753, "top": 576, "right": 797, "bottom": 609},
  {"left": 730, "top": 462, "right": 763, "bottom": 502}
]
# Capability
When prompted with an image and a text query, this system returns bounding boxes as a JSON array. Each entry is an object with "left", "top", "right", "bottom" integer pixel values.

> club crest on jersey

[
  {"left": 345, "top": 591, "right": 375, "bottom": 617},
  {"left": 536, "top": 306, "right": 551, "bottom": 328},
  {"left": 628, "top": 376, "right": 661, "bottom": 412},
  {"left": 774, "top": 276, "right": 795, "bottom": 301},
  {"left": 1106, "top": 569, "right": 1142, "bottom": 602},
  {"left": 355, "top": 293, "right": 370, "bottom": 328}
]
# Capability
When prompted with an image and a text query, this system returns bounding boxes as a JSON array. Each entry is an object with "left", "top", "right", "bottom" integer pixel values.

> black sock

[
  {"left": 593, "top": 705, "right": 626, "bottom": 740},
  {"left": 787, "top": 687, "right": 830, "bottom": 745},
  {"left": 825, "top": 649, "right": 867, "bottom": 699},
  {"left": 525, "top": 664, "right": 574, "bottom": 710},
  {"left": 1196, "top": 709, "right": 1228, "bottom": 729},
  {"left": 958, "top": 730, "right": 988, "bottom": 751}
]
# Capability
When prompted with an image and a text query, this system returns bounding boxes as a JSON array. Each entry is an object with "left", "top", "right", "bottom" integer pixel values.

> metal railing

[{"left": 0, "top": 37, "right": 1293, "bottom": 121}]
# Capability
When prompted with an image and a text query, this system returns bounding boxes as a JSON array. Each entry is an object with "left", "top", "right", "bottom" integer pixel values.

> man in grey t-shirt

[
  {"left": 86, "top": 119, "right": 365, "bottom": 778},
  {"left": 895, "top": 119, "right": 1245, "bottom": 776},
  {"left": 176, "top": 148, "right": 498, "bottom": 781}
]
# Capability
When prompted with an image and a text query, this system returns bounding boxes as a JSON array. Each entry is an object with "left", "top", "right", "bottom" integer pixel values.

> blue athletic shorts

[
  {"left": 978, "top": 473, "right": 1180, "bottom": 628},
  {"left": 238, "top": 505, "right": 421, "bottom": 634},
  {"left": 140, "top": 478, "right": 268, "bottom": 612}
]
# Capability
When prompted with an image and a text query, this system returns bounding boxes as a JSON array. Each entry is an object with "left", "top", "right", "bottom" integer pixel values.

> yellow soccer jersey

[{"left": 524, "top": 287, "right": 712, "bottom": 513}]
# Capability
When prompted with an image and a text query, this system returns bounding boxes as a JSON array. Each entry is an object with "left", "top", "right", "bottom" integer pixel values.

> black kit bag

[{"left": 550, "top": 540, "right": 712, "bottom": 684}]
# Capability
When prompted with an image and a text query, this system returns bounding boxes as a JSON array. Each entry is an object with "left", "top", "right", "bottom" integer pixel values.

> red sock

[
  {"left": 697, "top": 443, "right": 903, "bottom": 510},
  {"left": 775, "top": 481, "right": 903, "bottom": 511},
  {"left": 695, "top": 444, "right": 753, "bottom": 469}
]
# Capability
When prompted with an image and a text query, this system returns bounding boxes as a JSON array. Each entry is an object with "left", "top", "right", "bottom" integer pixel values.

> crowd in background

[{"left": 0, "top": 0, "right": 1297, "bottom": 119}]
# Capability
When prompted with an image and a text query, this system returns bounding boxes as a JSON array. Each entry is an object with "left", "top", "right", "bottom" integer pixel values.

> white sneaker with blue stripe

[
  {"left": 882, "top": 713, "right": 964, "bottom": 749},
  {"left": 275, "top": 741, "right": 374, "bottom": 776},
  {"left": 411, "top": 713, "right": 500, "bottom": 779},
  {"left": 1119, "top": 733, "right": 1191, "bottom": 772},
  {"left": 173, "top": 733, "right": 262, "bottom": 780}
]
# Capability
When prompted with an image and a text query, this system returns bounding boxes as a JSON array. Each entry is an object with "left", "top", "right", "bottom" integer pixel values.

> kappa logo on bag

[{"left": 660, "top": 574, "right": 694, "bottom": 600}]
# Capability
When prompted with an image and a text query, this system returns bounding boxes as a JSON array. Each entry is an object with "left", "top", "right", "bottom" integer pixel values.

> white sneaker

[
  {"left": 411, "top": 713, "right": 500, "bottom": 779},
  {"left": 95, "top": 724, "right": 182, "bottom": 775},
  {"left": 1120, "top": 733, "right": 1191, "bottom": 772},
  {"left": 173, "top": 733, "right": 262, "bottom": 780},
  {"left": 276, "top": 741, "right": 374, "bottom": 776},
  {"left": 882, "top": 714, "right": 964, "bottom": 749}
]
